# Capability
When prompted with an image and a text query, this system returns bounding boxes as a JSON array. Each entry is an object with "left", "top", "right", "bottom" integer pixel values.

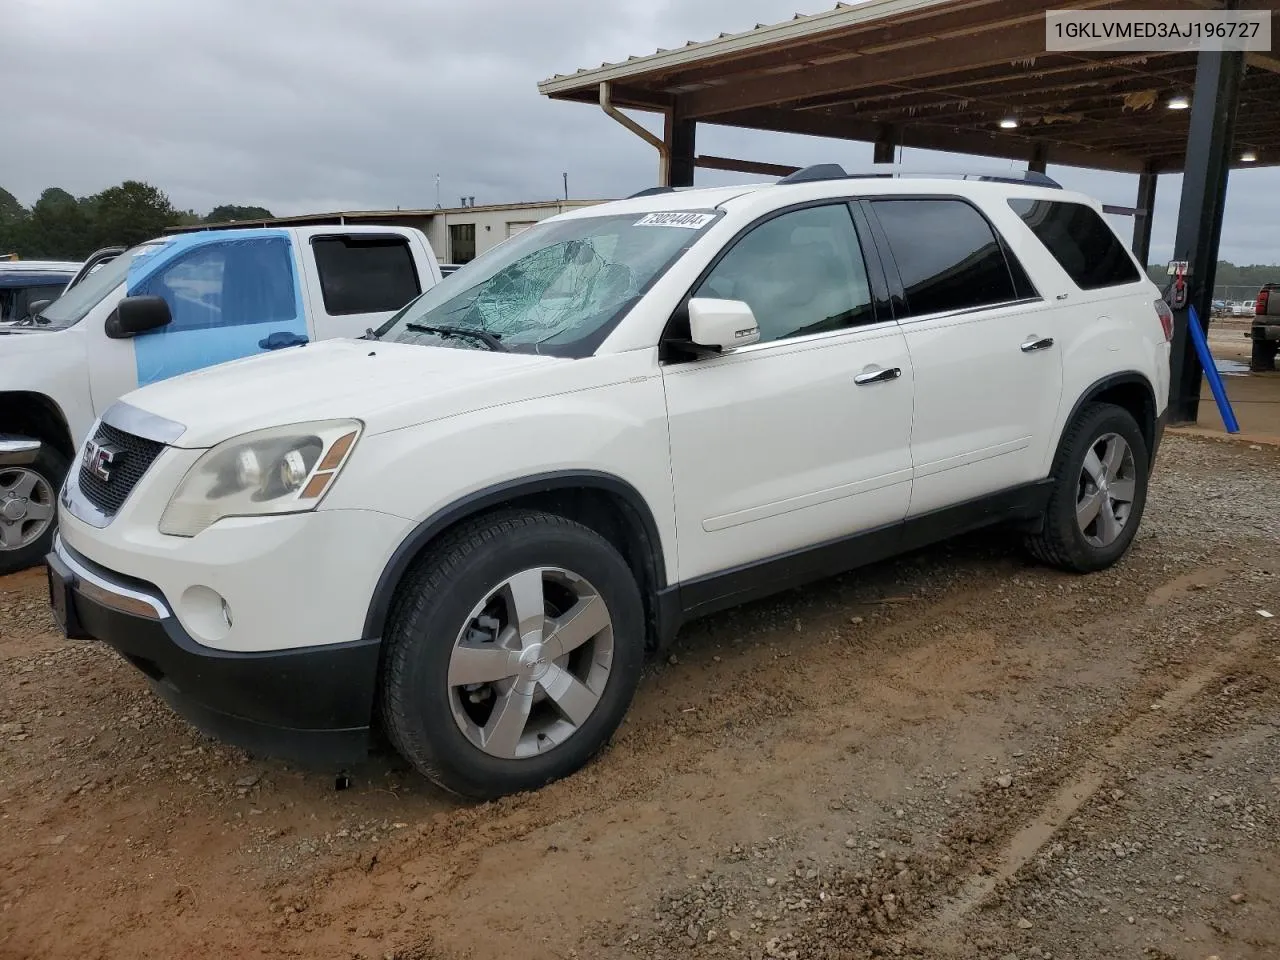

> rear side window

[
  {"left": 312, "top": 236, "right": 421, "bottom": 315},
  {"left": 1008, "top": 199, "right": 1141, "bottom": 290},
  {"left": 872, "top": 199, "right": 1021, "bottom": 318}
]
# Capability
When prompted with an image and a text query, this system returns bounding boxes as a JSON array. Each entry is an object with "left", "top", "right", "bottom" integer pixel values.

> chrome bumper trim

[
  {"left": 53, "top": 534, "right": 171, "bottom": 619},
  {"left": 0, "top": 436, "right": 41, "bottom": 467}
]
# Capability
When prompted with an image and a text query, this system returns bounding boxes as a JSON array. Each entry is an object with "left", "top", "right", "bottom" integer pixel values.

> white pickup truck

[{"left": 0, "top": 224, "right": 440, "bottom": 572}]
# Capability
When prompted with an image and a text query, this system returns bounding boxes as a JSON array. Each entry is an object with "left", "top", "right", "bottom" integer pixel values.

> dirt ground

[{"left": 2, "top": 432, "right": 1278, "bottom": 960}]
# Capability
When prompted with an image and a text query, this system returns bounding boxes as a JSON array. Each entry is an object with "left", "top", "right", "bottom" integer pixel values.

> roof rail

[
  {"left": 777, "top": 163, "right": 848, "bottom": 184},
  {"left": 775, "top": 165, "right": 1061, "bottom": 189},
  {"left": 627, "top": 186, "right": 677, "bottom": 199}
]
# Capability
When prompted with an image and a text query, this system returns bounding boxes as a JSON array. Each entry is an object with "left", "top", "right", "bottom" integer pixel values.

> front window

[
  {"left": 36, "top": 240, "right": 170, "bottom": 329},
  {"left": 377, "top": 212, "right": 720, "bottom": 356}
]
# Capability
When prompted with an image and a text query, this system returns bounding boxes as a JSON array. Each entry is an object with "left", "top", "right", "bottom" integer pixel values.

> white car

[{"left": 49, "top": 168, "right": 1172, "bottom": 798}]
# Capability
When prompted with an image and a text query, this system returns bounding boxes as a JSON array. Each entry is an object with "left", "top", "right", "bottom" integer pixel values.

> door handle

[
  {"left": 1020, "top": 336, "right": 1055, "bottom": 353},
  {"left": 854, "top": 367, "right": 902, "bottom": 385},
  {"left": 259, "top": 331, "right": 310, "bottom": 350}
]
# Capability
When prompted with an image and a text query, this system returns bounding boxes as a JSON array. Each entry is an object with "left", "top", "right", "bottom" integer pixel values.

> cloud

[{"left": 6, "top": 0, "right": 1278, "bottom": 263}]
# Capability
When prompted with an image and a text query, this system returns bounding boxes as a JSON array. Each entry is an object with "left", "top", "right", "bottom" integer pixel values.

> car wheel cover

[
  {"left": 446, "top": 566, "right": 614, "bottom": 759},
  {"left": 1075, "top": 432, "right": 1136, "bottom": 548}
]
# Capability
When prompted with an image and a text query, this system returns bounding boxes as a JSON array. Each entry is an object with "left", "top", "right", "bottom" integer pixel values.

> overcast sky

[{"left": 8, "top": 0, "right": 1279, "bottom": 266}]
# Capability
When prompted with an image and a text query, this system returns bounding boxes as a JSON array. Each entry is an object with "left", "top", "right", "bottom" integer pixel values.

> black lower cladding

[{"left": 67, "top": 568, "right": 380, "bottom": 765}]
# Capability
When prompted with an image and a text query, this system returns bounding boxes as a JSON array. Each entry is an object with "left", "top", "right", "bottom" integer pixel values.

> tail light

[
  {"left": 1258, "top": 289, "right": 1269, "bottom": 315},
  {"left": 1154, "top": 298, "right": 1175, "bottom": 342}
]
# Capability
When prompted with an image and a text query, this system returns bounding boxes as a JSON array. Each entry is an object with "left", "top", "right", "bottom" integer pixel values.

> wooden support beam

[
  {"left": 695, "top": 155, "right": 800, "bottom": 177},
  {"left": 1029, "top": 143, "right": 1048, "bottom": 173},
  {"left": 704, "top": 106, "right": 1148, "bottom": 173},
  {"left": 873, "top": 124, "right": 897, "bottom": 164}
]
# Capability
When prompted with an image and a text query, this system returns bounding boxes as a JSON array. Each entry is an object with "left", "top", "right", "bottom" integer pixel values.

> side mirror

[
  {"left": 105, "top": 295, "right": 171, "bottom": 339},
  {"left": 688, "top": 298, "right": 760, "bottom": 352},
  {"left": 26, "top": 299, "right": 52, "bottom": 316}
]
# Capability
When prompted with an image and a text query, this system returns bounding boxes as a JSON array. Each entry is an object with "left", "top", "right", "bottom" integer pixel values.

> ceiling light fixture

[
  {"left": 1000, "top": 117, "right": 1019, "bottom": 129},
  {"left": 1166, "top": 95, "right": 1190, "bottom": 110}
]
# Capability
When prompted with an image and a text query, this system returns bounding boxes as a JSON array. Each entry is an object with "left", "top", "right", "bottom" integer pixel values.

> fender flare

[
  {"left": 1058, "top": 371, "right": 1159, "bottom": 460},
  {"left": 361, "top": 470, "right": 668, "bottom": 640}
]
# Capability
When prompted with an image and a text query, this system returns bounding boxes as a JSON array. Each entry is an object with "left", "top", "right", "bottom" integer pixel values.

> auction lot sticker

[{"left": 635, "top": 212, "right": 717, "bottom": 229}]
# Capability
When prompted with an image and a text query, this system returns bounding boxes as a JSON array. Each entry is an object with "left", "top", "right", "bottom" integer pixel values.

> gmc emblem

[{"left": 83, "top": 440, "right": 123, "bottom": 482}]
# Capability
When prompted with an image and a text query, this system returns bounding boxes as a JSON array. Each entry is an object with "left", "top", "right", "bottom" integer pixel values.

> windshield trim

[{"left": 375, "top": 209, "right": 724, "bottom": 359}]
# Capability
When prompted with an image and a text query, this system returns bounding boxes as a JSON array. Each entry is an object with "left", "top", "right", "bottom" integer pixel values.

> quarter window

[
  {"left": 312, "top": 236, "right": 421, "bottom": 315},
  {"left": 1008, "top": 199, "right": 1141, "bottom": 290},
  {"left": 694, "top": 204, "right": 875, "bottom": 344},
  {"left": 872, "top": 199, "right": 1021, "bottom": 318}
]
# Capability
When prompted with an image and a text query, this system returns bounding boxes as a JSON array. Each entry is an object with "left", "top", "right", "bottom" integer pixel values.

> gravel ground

[{"left": 0, "top": 432, "right": 1277, "bottom": 960}]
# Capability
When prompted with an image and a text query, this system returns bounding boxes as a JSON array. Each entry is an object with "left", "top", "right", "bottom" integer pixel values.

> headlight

[{"left": 159, "top": 420, "right": 362, "bottom": 537}]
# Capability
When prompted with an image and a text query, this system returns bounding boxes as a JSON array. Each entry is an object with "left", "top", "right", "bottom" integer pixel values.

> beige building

[{"left": 172, "top": 200, "right": 608, "bottom": 265}]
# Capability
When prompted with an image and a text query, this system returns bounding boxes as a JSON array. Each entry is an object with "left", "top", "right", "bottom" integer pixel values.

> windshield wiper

[{"left": 404, "top": 323, "right": 508, "bottom": 352}]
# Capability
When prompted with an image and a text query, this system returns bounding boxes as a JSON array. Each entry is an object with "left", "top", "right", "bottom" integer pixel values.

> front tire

[
  {"left": 0, "top": 445, "right": 68, "bottom": 576},
  {"left": 1026, "top": 403, "right": 1150, "bottom": 573},
  {"left": 380, "top": 510, "right": 645, "bottom": 799}
]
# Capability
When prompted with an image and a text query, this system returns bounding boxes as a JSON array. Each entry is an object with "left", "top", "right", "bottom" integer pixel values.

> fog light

[{"left": 180, "top": 585, "right": 234, "bottom": 644}]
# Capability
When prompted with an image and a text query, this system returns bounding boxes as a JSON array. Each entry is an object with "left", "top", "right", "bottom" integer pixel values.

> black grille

[{"left": 78, "top": 422, "right": 165, "bottom": 516}]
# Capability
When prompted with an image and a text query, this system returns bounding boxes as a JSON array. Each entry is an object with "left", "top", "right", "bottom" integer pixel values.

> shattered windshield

[{"left": 376, "top": 211, "right": 720, "bottom": 355}]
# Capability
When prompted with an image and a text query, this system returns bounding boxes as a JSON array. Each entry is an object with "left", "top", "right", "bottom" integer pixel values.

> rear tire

[
  {"left": 1025, "top": 403, "right": 1149, "bottom": 573},
  {"left": 1251, "top": 333, "right": 1277, "bottom": 372},
  {"left": 380, "top": 509, "right": 645, "bottom": 799},
  {"left": 0, "top": 445, "right": 68, "bottom": 576}
]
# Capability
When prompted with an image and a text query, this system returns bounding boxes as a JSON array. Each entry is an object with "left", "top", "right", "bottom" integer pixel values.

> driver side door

[
  {"left": 128, "top": 233, "right": 308, "bottom": 386},
  {"left": 661, "top": 202, "right": 915, "bottom": 607}
]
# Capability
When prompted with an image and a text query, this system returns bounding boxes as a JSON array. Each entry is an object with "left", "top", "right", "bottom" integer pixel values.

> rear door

[
  {"left": 866, "top": 197, "right": 1063, "bottom": 515},
  {"left": 301, "top": 233, "right": 425, "bottom": 341}
]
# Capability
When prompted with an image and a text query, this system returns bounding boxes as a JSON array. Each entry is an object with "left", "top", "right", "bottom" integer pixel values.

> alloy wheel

[
  {"left": 1075, "top": 432, "right": 1136, "bottom": 548},
  {"left": 447, "top": 566, "right": 614, "bottom": 759}
]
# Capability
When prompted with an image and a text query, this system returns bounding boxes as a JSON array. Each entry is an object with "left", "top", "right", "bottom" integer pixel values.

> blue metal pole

[{"left": 1186, "top": 304, "right": 1240, "bottom": 433}]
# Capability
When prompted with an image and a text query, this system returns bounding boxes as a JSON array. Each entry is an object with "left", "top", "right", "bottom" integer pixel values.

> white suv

[{"left": 47, "top": 168, "right": 1172, "bottom": 798}]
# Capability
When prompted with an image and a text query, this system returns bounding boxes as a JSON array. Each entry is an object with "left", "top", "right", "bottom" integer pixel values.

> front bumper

[{"left": 48, "top": 535, "right": 380, "bottom": 764}]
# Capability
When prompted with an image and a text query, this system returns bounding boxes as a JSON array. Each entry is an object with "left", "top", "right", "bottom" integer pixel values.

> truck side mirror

[{"left": 105, "top": 296, "right": 172, "bottom": 339}]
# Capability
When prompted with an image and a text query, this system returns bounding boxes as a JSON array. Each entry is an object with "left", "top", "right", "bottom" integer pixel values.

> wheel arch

[
  {"left": 0, "top": 391, "right": 76, "bottom": 459},
  {"left": 363, "top": 470, "right": 670, "bottom": 649},
  {"left": 1058, "top": 372, "right": 1158, "bottom": 463}
]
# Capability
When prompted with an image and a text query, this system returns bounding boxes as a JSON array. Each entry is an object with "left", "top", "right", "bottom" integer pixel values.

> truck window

[
  {"left": 312, "top": 236, "right": 421, "bottom": 315},
  {"left": 133, "top": 237, "right": 298, "bottom": 331}
]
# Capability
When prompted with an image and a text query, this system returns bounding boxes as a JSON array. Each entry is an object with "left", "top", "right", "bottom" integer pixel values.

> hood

[{"left": 120, "top": 338, "right": 564, "bottom": 448}]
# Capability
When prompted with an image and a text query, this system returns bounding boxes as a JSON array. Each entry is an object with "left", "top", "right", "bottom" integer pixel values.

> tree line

[
  {"left": 1144, "top": 262, "right": 1278, "bottom": 298},
  {"left": 0, "top": 181, "right": 273, "bottom": 261}
]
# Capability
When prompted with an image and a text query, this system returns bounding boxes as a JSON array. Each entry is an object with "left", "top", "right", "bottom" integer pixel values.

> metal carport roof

[{"left": 539, "top": 0, "right": 1279, "bottom": 174}]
